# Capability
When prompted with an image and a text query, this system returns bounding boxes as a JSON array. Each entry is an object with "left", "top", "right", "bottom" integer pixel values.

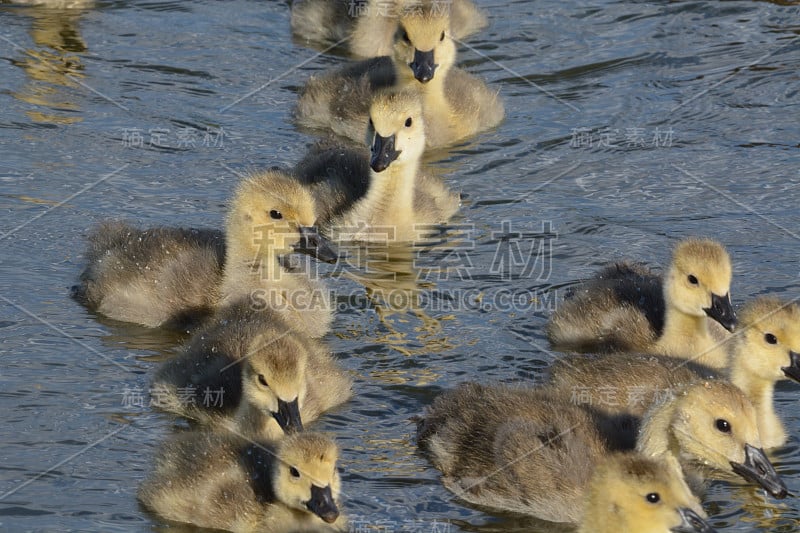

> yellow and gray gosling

[
  {"left": 151, "top": 300, "right": 352, "bottom": 439},
  {"left": 291, "top": 0, "right": 487, "bottom": 58},
  {"left": 73, "top": 170, "right": 337, "bottom": 337},
  {"left": 295, "top": 0, "right": 503, "bottom": 150},
  {"left": 416, "top": 381, "right": 785, "bottom": 522},
  {"left": 546, "top": 238, "right": 736, "bottom": 369},
  {"left": 415, "top": 382, "right": 707, "bottom": 523},
  {"left": 547, "top": 296, "right": 800, "bottom": 450},
  {"left": 296, "top": 89, "right": 459, "bottom": 242},
  {"left": 139, "top": 431, "right": 346, "bottom": 533}
]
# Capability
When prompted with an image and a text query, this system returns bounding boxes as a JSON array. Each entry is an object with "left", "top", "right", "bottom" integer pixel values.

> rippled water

[{"left": 1, "top": 0, "right": 799, "bottom": 531}]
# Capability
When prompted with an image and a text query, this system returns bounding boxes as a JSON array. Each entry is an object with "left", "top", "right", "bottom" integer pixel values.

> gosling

[
  {"left": 546, "top": 238, "right": 736, "bottom": 368},
  {"left": 296, "top": 89, "right": 460, "bottom": 242},
  {"left": 295, "top": 0, "right": 503, "bottom": 150},
  {"left": 417, "top": 383, "right": 707, "bottom": 523},
  {"left": 548, "top": 296, "right": 800, "bottom": 449},
  {"left": 139, "top": 431, "right": 346, "bottom": 532},
  {"left": 416, "top": 381, "right": 785, "bottom": 522},
  {"left": 73, "top": 170, "right": 337, "bottom": 337},
  {"left": 151, "top": 299, "right": 352, "bottom": 439},
  {"left": 291, "top": 0, "right": 487, "bottom": 58}
]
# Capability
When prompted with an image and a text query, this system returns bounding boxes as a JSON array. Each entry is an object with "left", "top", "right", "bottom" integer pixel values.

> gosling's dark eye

[
  {"left": 402, "top": 30, "right": 410, "bottom": 43},
  {"left": 646, "top": 492, "right": 660, "bottom": 504},
  {"left": 687, "top": 274, "right": 698, "bottom": 285},
  {"left": 440, "top": 31, "right": 445, "bottom": 41},
  {"left": 765, "top": 333, "right": 778, "bottom": 345},
  {"left": 258, "top": 374, "right": 269, "bottom": 387},
  {"left": 715, "top": 419, "right": 731, "bottom": 433},
  {"left": 289, "top": 466, "right": 300, "bottom": 478},
  {"left": 269, "top": 210, "right": 283, "bottom": 220},
  {"left": 405, "top": 117, "right": 412, "bottom": 127}
]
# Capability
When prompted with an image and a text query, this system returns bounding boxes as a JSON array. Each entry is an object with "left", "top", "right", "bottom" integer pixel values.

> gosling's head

[
  {"left": 736, "top": 297, "right": 800, "bottom": 384},
  {"left": 670, "top": 381, "right": 787, "bottom": 498},
  {"left": 226, "top": 170, "right": 337, "bottom": 264},
  {"left": 272, "top": 432, "right": 342, "bottom": 525},
  {"left": 392, "top": 0, "right": 456, "bottom": 84},
  {"left": 663, "top": 238, "right": 735, "bottom": 332},
  {"left": 581, "top": 454, "right": 713, "bottom": 533},
  {"left": 240, "top": 333, "right": 309, "bottom": 434},
  {"left": 367, "top": 89, "right": 426, "bottom": 173}
]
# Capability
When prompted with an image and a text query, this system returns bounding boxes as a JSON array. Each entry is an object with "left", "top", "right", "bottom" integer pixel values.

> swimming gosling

[
  {"left": 139, "top": 431, "right": 346, "bottom": 532},
  {"left": 417, "top": 381, "right": 786, "bottom": 522},
  {"left": 295, "top": 0, "right": 503, "bottom": 150},
  {"left": 152, "top": 299, "right": 352, "bottom": 439},
  {"left": 73, "top": 170, "right": 337, "bottom": 337},
  {"left": 416, "top": 382, "right": 707, "bottom": 523},
  {"left": 296, "top": 89, "right": 459, "bottom": 242},
  {"left": 546, "top": 238, "right": 736, "bottom": 368}
]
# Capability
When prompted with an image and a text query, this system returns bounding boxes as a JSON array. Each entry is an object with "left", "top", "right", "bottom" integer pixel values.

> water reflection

[
  {"left": 340, "top": 239, "right": 457, "bottom": 357},
  {"left": 731, "top": 484, "right": 796, "bottom": 531},
  {"left": 6, "top": 2, "right": 94, "bottom": 125}
]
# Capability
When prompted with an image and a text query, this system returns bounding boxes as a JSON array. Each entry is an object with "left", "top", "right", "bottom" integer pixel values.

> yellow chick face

[
  {"left": 368, "top": 90, "right": 426, "bottom": 172},
  {"left": 240, "top": 334, "right": 309, "bottom": 434},
  {"left": 663, "top": 238, "right": 735, "bottom": 331},
  {"left": 392, "top": 3, "right": 456, "bottom": 84},
  {"left": 671, "top": 382, "right": 786, "bottom": 498},
  {"left": 738, "top": 297, "right": 800, "bottom": 383},
  {"left": 582, "top": 454, "right": 712, "bottom": 533},
  {"left": 272, "top": 433, "right": 342, "bottom": 525},
  {"left": 226, "top": 170, "right": 336, "bottom": 263}
]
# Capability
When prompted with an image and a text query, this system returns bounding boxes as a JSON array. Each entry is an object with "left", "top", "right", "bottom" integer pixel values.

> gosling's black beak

[
  {"left": 730, "top": 443, "right": 787, "bottom": 499},
  {"left": 672, "top": 507, "right": 716, "bottom": 533},
  {"left": 781, "top": 351, "right": 800, "bottom": 383},
  {"left": 704, "top": 292, "right": 736, "bottom": 332},
  {"left": 272, "top": 398, "right": 303, "bottom": 434},
  {"left": 370, "top": 133, "right": 401, "bottom": 173},
  {"left": 294, "top": 226, "right": 337, "bottom": 264},
  {"left": 409, "top": 48, "right": 437, "bottom": 83},
  {"left": 306, "top": 484, "right": 339, "bottom": 523}
]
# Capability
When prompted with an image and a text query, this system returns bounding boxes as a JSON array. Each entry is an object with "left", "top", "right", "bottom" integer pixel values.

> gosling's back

[
  {"left": 417, "top": 382, "right": 609, "bottom": 523},
  {"left": 73, "top": 220, "right": 225, "bottom": 329}
]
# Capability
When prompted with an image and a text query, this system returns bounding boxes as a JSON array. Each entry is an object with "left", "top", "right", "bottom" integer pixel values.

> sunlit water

[{"left": 1, "top": 0, "right": 799, "bottom": 531}]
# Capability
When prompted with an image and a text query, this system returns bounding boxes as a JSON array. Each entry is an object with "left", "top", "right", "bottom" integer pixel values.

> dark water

[{"left": 1, "top": 0, "right": 799, "bottom": 531}]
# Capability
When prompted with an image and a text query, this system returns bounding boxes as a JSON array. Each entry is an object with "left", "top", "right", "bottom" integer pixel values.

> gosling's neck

[
  {"left": 348, "top": 159, "right": 419, "bottom": 239},
  {"left": 233, "top": 399, "right": 284, "bottom": 441},
  {"left": 636, "top": 398, "right": 703, "bottom": 493},
  {"left": 729, "top": 347, "right": 785, "bottom": 448},
  {"left": 656, "top": 305, "right": 728, "bottom": 369},
  {"left": 220, "top": 236, "right": 295, "bottom": 303},
  {"left": 637, "top": 396, "right": 679, "bottom": 462},
  {"left": 394, "top": 62, "right": 454, "bottom": 142},
  {"left": 419, "top": 70, "right": 456, "bottom": 145}
]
